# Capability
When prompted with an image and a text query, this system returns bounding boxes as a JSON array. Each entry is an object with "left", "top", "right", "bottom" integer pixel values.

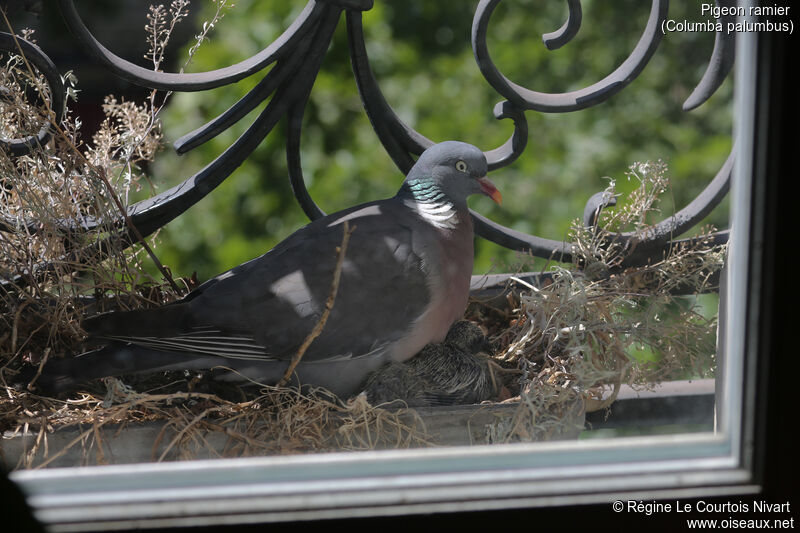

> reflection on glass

[{"left": 2, "top": 1, "right": 734, "bottom": 470}]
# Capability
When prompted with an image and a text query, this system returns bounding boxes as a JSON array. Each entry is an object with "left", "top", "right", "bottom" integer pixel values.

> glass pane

[{"left": 1, "top": 4, "right": 761, "bottom": 524}]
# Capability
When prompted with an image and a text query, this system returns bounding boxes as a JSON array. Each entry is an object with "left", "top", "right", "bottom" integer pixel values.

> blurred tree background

[
  {"left": 8, "top": 0, "right": 733, "bottom": 281},
  {"left": 148, "top": 0, "right": 732, "bottom": 280}
]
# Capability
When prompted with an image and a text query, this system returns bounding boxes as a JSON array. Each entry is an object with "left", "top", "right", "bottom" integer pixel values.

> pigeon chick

[{"left": 362, "top": 320, "right": 498, "bottom": 407}]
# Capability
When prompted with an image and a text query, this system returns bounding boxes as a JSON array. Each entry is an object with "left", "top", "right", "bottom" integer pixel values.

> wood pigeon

[{"left": 39, "top": 141, "right": 502, "bottom": 398}]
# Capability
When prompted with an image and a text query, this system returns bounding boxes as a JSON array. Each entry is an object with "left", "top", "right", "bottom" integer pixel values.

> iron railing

[{"left": 1, "top": 0, "right": 734, "bottom": 288}]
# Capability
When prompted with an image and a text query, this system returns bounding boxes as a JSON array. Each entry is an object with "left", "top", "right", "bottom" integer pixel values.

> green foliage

[{"left": 147, "top": 0, "right": 732, "bottom": 280}]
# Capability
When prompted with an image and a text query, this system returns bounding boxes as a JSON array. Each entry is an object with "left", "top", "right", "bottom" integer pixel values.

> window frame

[{"left": 9, "top": 6, "right": 789, "bottom": 532}]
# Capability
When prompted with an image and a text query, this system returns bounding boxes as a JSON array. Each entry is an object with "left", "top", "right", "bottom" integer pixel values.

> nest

[
  {"left": 3, "top": 379, "right": 436, "bottom": 469},
  {"left": 1, "top": 22, "right": 724, "bottom": 469}
]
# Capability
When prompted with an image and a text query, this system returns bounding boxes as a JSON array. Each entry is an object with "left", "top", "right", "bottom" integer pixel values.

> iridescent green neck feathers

[{"left": 399, "top": 177, "right": 460, "bottom": 229}]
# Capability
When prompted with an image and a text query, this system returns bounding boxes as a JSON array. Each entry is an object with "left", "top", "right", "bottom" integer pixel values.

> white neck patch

[{"left": 408, "top": 197, "right": 459, "bottom": 229}]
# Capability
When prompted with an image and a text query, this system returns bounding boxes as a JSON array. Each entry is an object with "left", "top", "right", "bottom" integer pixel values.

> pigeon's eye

[{"left": 455, "top": 160, "right": 468, "bottom": 173}]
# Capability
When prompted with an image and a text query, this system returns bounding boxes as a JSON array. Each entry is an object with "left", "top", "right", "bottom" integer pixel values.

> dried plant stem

[
  {"left": 583, "top": 355, "right": 625, "bottom": 413},
  {"left": 32, "top": 425, "right": 94, "bottom": 469},
  {"left": 25, "top": 346, "right": 49, "bottom": 391},
  {"left": 278, "top": 221, "right": 354, "bottom": 386},
  {"left": 92, "top": 166, "right": 181, "bottom": 293},
  {"left": 115, "top": 391, "right": 238, "bottom": 407},
  {"left": 200, "top": 420, "right": 273, "bottom": 450},
  {"left": 157, "top": 407, "right": 215, "bottom": 462},
  {"left": 1, "top": 13, "right": 179, "bottom": 293}
]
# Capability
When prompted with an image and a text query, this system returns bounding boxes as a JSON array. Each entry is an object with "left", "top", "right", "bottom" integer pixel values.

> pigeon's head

[{"left": 404, "top": 141, "right": 502, "bottom": 209}]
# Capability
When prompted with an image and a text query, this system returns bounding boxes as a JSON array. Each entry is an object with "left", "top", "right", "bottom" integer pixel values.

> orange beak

[{"left": 477, "top": 176, "right": 502, "bottom": 205}]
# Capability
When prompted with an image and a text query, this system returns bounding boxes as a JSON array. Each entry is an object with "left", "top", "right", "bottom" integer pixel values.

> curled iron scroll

[
  {"left": 467, "top": 0, "right": 732, "bottom": 265},
  {"left": 346, "top": 11, "right": 529, "bottom": 175},
  {"left": 0, "top": 32, "right": 65, "bottom": 156},
  {"left": 56, "top": 0, "right": 325, "bottom": 91},
  {"left": 542, "top": 0, "right": 582, "bottom": 51},
  {"left": 472, "top": 0, "right": 668, "bottom": 112},
  {"left": 682, "top": 0, "right": 736, "bottom": 111}
]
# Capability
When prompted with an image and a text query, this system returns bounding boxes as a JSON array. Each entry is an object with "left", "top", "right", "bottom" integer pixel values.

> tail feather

[
  {"left": 36, "top": 343, "right": 222, "bottom": 393},
  {"left": 83, "top": 303, "right": 193, "bottom": 339}
]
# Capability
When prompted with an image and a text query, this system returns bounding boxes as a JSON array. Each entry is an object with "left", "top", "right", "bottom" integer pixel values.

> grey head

[{"left": 398, "top": 141, "right": 501, "bottom": 212}]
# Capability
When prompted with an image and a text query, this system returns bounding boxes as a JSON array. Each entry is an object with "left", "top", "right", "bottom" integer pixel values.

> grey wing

[{"left": 128, "top": 202, "right": 434, "bottom": 363}]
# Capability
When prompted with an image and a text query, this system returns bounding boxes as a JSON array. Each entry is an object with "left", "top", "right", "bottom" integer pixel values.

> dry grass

[
  {"left": 4, "top": 379, "right": 432, "bottom": 469},
  {"left": 1, "top": 33, "right": 171, "bottom": 379},
  {"left": 475, "top": 161, "right": 724, "bottom": 435}
]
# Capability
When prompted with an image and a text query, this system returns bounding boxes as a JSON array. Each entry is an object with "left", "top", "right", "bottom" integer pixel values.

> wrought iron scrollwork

[
  {"left": 0, "top": 31, "right": 65, "bottom": 156},
  {"left": 542, "top": 0, "right": 581, "bottom": 51},
  {"left": 470, "top": 0, "right": 732, "bottom": 268},
  {"left": 682, "top": 0, "right": 736, "bottom": 111},
  {"left": 57, "top": 0, "right": 327, "bottom": 92},
  {"left": 346, "top": 10, "right": 529, "bottom": 175},
  {"left": 1, "top": 0, "right": 735, "bottom": 287},
  {"left": 472, "top": 0, "right": 668, "bottom": 113}
]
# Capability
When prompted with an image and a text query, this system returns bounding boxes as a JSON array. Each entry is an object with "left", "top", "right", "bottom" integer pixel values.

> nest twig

[{"left": 278, "top": 221, "right": 354, "bottom": 386}]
